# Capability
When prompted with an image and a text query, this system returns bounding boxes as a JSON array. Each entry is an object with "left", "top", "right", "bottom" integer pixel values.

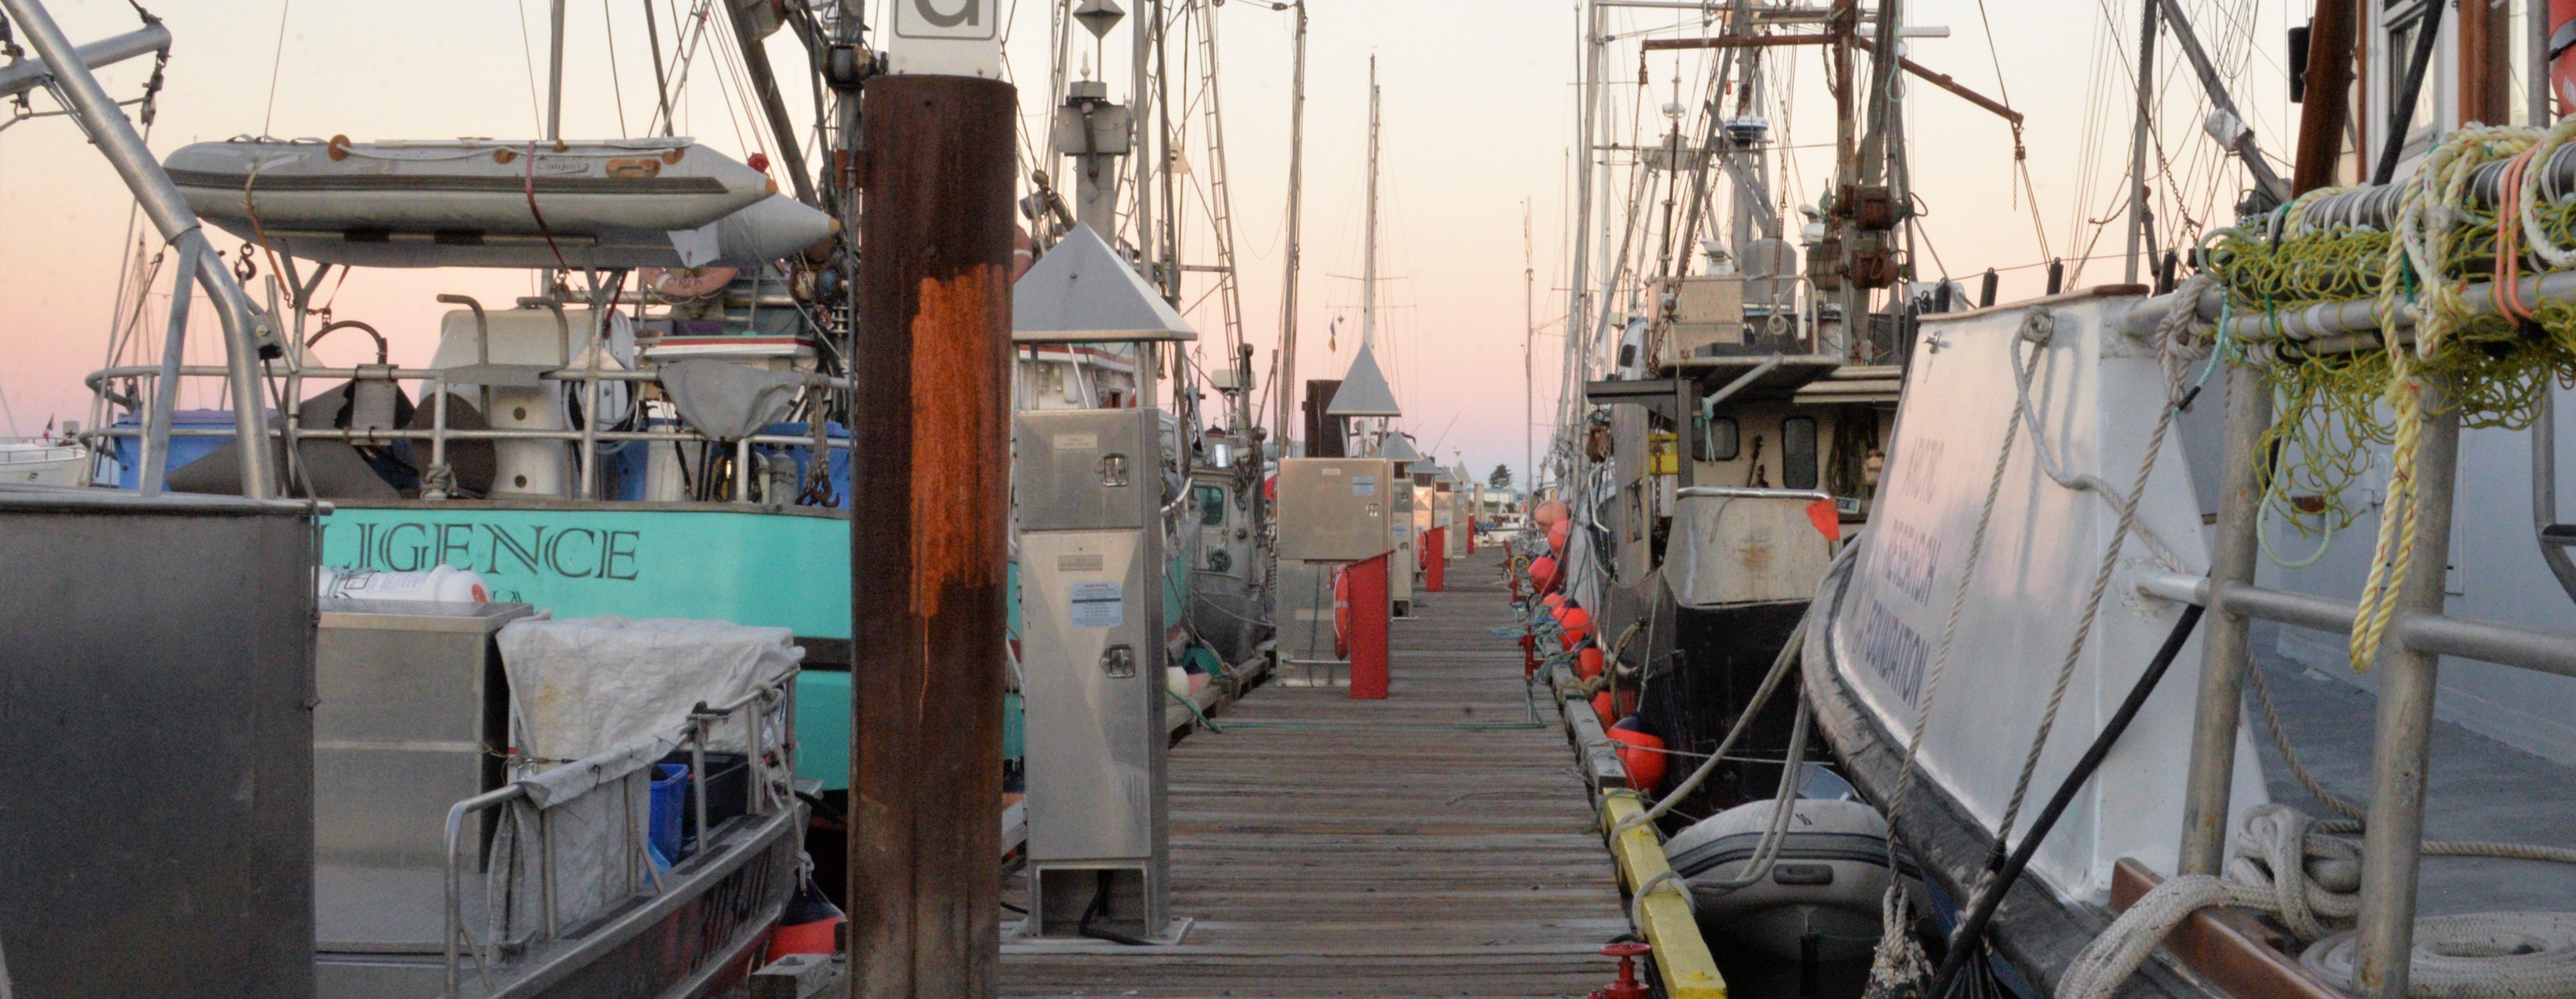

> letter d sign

[{"left": 890, "top": 0, "right": 1002, "bottom": 78}]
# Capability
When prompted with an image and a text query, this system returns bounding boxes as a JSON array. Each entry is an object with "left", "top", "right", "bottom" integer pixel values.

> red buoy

[
  {"left": 1608, "top": 716, "right": 1667, "bottom": 790},
  {"left": 1577, "top": 646, "right": 1605, "bottom": 680}
]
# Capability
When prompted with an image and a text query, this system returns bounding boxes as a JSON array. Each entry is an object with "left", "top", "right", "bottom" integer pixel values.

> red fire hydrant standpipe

[
  {"left": 1346, "top": 551, "right": 1391, "bottom": 699},
  {"left": 1592, "top": 941, "right": 1652, "bottom": 999},
  {"left": 1421, "top": 526, "right": 1447, "bottom": 592}
]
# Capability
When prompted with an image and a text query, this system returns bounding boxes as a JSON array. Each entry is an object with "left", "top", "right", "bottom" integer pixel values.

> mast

[
  {"left": 1190, "top": 0, "right": 1246, "bottom": 366},
  {"left": 1363, "top": 55, "right": 1379, "bottom": 349},
  {"left": 1155, "top": 0, "right": 1179, "bottom": 303},
  {"left": 1131, "top": 1, "right": 1156, "bottom": 274},
  {"left": 1565, "top": 0, "right": 1599, "bottom": 465},
  {"left": 725, "top": 0, "right": 819, "bottom": 204},
  {"left": 1275, "top": 0, "right": 1308, "bottom": 453},
  {"left": 1524, "top": 200, "right": 1535, "bottom": 491},
  {"left": 546, "top": 0, "right": 567, "bottom": 142},
  {"left": 2123, "top": 0, "right": 2157, "bottom": 283}
]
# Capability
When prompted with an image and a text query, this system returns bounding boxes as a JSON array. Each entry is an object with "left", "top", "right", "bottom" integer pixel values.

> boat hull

[{"left": 315, "top": 805, "right": 804, "bottom": 999}]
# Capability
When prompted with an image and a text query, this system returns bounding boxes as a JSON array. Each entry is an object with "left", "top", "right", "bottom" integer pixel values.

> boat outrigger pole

[{"left": 1, "top": 0, "right": 276, "bottom": 498}]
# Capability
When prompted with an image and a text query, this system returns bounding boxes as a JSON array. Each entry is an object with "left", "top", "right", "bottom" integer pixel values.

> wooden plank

[
  {"left": 1000, "top": 561, "right": 1634, "bottom": 997},
  {"left": 2111, "top": 858, "right": 2344, "bottom": 999},
  {"left": 1599, "top": 792, "right": 1728, "bottom": 999}
]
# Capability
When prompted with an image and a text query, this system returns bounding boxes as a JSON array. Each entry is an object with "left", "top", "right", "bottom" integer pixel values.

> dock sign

[{"left": 889, "top": 0, "right": 1003, "bottom": 78}]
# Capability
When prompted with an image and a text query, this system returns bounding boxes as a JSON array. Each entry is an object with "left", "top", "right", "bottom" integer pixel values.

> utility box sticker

[
  {"left": 1352, "top": 475, "right": 1376, "bottom": 497},
  {"left": 1068, "top": 581, "right": 1124, "bottom": 628}
]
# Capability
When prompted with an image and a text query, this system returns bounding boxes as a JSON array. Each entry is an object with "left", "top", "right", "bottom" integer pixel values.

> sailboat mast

[
  {"left": 1276, "top": 0, "right": 1308, "bottom": 452},
  {"left": 1362, "top": 56, "right": 1379, "bottom": 348},
  {"left": 546, "top": 0, "right": 567, "bottom": 142}
]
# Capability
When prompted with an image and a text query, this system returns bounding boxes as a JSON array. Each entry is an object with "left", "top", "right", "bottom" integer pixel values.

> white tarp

[
  {"left": 1663, "top": 490, "right": 1836, "bottom": 608},
  {"left": 498, "top": 616, "right": 802, "bottom": 765}
]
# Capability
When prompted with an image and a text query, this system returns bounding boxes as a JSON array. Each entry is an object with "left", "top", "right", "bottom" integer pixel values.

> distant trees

[{"left": 1489, "top": 464, "right": 1513, "bottom": 489}]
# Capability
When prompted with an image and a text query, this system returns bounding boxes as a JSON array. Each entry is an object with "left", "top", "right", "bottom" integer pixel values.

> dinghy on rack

[{"left": 166, "top": 137, "right": 835, "bottom": 270}]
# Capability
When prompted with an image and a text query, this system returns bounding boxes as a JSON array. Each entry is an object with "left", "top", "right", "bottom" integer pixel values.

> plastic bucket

[{"left": 649, "top": 763, "right": 689, "bottom": 861}]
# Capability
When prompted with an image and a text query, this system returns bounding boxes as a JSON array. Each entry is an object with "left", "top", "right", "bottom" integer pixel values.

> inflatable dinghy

[
  {"left": 166, "top": 138, "right": 833, "bottom": 269},
  {"left": 1665, "top": 794, "right": 1893, "bottom": 962},
  {"left": 167, "top": 136, "right": 772, "bottom": 234}
]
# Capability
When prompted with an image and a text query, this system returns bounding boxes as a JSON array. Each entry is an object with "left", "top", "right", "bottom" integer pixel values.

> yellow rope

[{"left": 2205, "top": 126, "right": 2576, "bottom": 672}]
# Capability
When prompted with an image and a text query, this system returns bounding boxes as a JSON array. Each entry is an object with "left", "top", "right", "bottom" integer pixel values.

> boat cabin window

[
  {"left": 1699, "top": 415, "right": 1739, "bottom": 462},
  {"left": 1782, "top": 416, "right": 1818, "bottom": 490},
  {"left": 1195, "top": 485, "right": 1227, "bottom": 526}
]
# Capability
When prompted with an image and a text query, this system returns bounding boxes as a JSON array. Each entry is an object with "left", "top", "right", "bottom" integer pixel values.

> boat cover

[{"left": 498, "top": 615, "right": 802, "bottom": 764}]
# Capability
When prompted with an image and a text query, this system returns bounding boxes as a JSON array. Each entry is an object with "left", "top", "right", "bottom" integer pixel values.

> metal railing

[
  {"left": 2119, "top": 294, "right": 2576, "bottom": 997},
  {"left": 80, "top": 361, "right": 853, "bottom": 504},
  {"left": 438, "top": 669, "right": 796, "bottom": 997}
]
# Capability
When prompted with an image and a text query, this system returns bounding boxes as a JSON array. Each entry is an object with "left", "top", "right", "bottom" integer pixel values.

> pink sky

[{"left": 1, "top": 0, "right": 2307, "bottom": 485}]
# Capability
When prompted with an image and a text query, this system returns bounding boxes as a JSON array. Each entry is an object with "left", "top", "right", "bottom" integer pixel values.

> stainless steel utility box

[
  {"left": 1275, "top": 458, "right": 1392, "bottom": 562},
  {"left": 1015, "top": 408, "right": 1149, "bottom": 532},
  {"left": 314, "top": 599, "right": 535, "bottom": 950},
  {"left": 0, "top": 490, "right": 316, "bottom": 999},
  {"left": 1665, "top": 275, "right": 1747, "bottom": 360},
  {"left": 1389, "top": 475, "right": 1415, "bottom": 611},
  {"left": 1013, "top": 409, "right": 1181, "bottom": 943}
]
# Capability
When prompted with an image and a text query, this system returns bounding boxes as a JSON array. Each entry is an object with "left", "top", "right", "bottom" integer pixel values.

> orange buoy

[
  {"left": 1530, "top": 556, "right": 1561, "bottom": 593},
  {"left": 766, "top": 879, "right": 845, "bottom": 961},
  {"left": 1607, "top": 716, "right": 1667, "bottom": 790},
  {"left": 1534, "top": 499, "right": 1570, "bottom": 527},
  {"left": 1559, "top": 607, "right": 1593, "bottom": 648},
  {"left": 1592, "top": 689, "right": 1617, "bottom": 728},
  {"left": 1577, "top": 646, "right": 1605, "bottom": 679},
  {"left": 1541, "top": 591, "right": 1564, "bottom": 610},
  {"left": 1548, "top": 520, "right": 1570, "bottom": 555}
]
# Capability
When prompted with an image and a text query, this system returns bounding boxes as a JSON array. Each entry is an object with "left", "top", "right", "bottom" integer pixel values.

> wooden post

[
  {"left": 849, "top": 72, "right": 1017, "bottom": 999},
  {"left": 2292, "top": 0, "right": 2357, "bottom": 194}
]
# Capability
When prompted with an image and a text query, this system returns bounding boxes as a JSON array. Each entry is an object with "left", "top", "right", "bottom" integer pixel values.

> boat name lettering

[
  {"left": 329, "top": 521, "right": 643, "bottom": 582},
  {"left": 1873, "top": 518, "right": 1943, "bottom": 605},
  {"left": 1893, "top": 438, "right": 1945, "bottom": 506},
  {"left": 1855, "top": 597, "right": 1928, "bottom": 708}
]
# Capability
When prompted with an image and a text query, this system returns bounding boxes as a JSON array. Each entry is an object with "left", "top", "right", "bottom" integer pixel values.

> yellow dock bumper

[{"left": 1600, "top": 790, "right": 1728, "bottom": 999}]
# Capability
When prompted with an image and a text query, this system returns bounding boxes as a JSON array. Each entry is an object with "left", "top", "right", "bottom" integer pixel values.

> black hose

[
  {"left": 2371, "top": 1, "right": 2445, "bottom": 186},
  {"left": 1078, "top": 870, "right": 1153, "bottom": 946},
  {"left": 1926, "top": 602, "right": 2206, "bottom": 997}
]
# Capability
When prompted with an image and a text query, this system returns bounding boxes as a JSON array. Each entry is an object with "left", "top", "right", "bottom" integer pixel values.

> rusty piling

[{"left": 848, "top": 72, "right": 1017, "bottom": 999}]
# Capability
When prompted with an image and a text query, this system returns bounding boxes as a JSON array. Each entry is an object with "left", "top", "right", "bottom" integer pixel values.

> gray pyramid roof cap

[
  {"left": 1013, "top": 224, "right": 1197, "bottom": 343},
  {"left": 1375, "top": 433, "right": 1424, "bottom": 464},
  {"left": 1325, "top": 340, "right": 1401, "bottom": 416}
]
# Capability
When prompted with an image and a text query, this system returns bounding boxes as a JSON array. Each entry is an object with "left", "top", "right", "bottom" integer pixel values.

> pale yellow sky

[{"left": 0, "top": 0, "right": 2299, "bottom": 483}]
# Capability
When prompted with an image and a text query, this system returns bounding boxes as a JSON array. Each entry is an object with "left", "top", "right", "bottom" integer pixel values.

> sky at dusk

[{"left": 0, "top": 0, "right": 2307, "bottom": 485}]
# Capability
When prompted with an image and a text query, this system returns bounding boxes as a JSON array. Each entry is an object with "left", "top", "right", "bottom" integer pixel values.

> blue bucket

[{"left": 648, "top": 763, "right": 689, "bottom": 861}]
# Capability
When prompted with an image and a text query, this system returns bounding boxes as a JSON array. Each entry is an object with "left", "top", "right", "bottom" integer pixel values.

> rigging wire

[
  {"left": 603, "top": 0, "right": 631, "bottom": 137},
  {"left": 514, "top": 0, "right": 548, "bottom": 135},
  {"left": 261, "top": 0, "right": 292, "bottom": 137}
]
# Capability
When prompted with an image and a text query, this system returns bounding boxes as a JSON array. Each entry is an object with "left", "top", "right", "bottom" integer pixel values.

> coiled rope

[{"left": 2060, "top": 805, "right": 2576, "bottom": 999}]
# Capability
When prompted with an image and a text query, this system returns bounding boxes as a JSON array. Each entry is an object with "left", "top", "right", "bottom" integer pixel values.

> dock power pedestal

[{"left": 1012, "top": 407, "right": 1188, "bottom": 945}]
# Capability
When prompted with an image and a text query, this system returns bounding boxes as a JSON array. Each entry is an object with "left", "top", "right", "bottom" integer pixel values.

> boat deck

[
  {"left": 2247, "top": 627, "right": 2576, "bottom": 912},
  {"left": 1000, "top": 554, "right": 1632, "bottom": 997}
]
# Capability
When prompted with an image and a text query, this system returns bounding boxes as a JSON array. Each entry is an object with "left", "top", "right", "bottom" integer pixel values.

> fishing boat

[{"left": 1538, "top": 2, "right": 2576, "bottom": 997}]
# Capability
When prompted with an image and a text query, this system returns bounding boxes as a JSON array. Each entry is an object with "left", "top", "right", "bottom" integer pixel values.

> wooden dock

[{"left": 1000, "top": 555, "right": 1633, "bottom": 997}]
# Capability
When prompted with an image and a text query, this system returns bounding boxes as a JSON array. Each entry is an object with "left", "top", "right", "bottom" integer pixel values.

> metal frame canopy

[
  {"left": 1012, "top": 224, "right": 1197, "bottom": 344},
  {"left": 1325, "top": 340, "right": 1401, "bottom": 417}
]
